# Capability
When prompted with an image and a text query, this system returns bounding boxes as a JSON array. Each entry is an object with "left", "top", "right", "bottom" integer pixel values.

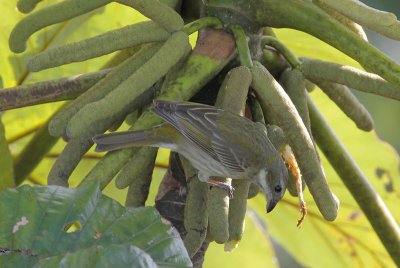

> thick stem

[
  {"left": 308, "top": 95, "right": 400, "bottom": 265},
  {"left": 0, "top": 69, "right": 111, "bottom": 111}
]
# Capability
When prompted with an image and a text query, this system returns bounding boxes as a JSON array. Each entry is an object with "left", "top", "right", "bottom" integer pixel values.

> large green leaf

[{"left": 0, "top": 183, "right": 191, "bottom": 267}]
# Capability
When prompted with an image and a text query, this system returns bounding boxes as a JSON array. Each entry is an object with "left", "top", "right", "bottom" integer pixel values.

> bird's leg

[
  {"left": 207, "top": 179, "right": 235, "bottom": 199},
  {"left": 282, "top": 145, "right": 307, "bottom": 227},
  {"left": 197, "top": 171, "right": 235, "bottom": 198}
]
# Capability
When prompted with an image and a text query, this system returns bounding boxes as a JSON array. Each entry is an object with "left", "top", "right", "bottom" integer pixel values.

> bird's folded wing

[{"left": 153, "top": 100, "right": 245, "bottom": 173}]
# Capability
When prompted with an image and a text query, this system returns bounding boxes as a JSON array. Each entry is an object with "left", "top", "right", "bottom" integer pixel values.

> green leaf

[{"left": 0, "top": 183, "right": 191, "bottom": 267}]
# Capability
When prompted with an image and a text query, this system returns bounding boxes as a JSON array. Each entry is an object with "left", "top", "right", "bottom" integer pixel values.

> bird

[{"left": 93, "top": 100, "right": 288, "bottom": 212}]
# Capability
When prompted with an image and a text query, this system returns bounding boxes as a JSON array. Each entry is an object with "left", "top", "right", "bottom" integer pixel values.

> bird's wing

[{"left": 153, "top": 100, "right": 245, "bottom": 173}]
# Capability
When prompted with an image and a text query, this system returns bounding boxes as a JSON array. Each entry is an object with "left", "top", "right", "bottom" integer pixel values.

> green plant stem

[
  {"left": 228, "top": 25, "right": 253, "bottom": 68},
  {"left": 183, "top": 17, "right": 223, "bottom": 35},
  {"left": 261, "top": 36, "right": 300, "bottom": 67},
  {"left": 307, "top": 95, "right": 400, "bottom": 265},
  {"left": 0, "top": 69, "right": 111, "bottom": 111}
]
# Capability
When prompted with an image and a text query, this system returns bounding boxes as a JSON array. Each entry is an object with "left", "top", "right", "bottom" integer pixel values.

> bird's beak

[
  {"left": 266, "top": 198, "right": 278, "bottom": 213},
  {"left": 265, "top": 187, "right": 277, "bottom": 213}
]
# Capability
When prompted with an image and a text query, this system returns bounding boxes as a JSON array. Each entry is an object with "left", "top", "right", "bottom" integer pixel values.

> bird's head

[{"left": 254, "top": 155, "right": 288, "bottom": 213}]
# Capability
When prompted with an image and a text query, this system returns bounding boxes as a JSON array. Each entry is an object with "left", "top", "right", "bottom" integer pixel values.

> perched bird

[{"left": 93, "top": 100, "right": 288, "bottom": 212}]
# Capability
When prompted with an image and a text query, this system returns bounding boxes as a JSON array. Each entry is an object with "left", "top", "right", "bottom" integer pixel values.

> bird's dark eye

[{"left": 274, "top": 185, "right": 282, "bottom": 193}]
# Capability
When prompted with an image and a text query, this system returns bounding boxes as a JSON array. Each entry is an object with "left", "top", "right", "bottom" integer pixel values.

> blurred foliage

[{"left": 0, "top": 1, "right": 399, "bottom": 267}]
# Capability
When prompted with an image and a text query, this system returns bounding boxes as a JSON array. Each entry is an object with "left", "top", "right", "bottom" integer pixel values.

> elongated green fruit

[
  {"left": 207, "top": 180, "right": 230, "bottom": 244},
  {"left": 225, "top": 180, "right": 250, "bottom": 252},
  {"left": 9, "top": 0, "right": 112, "bottom": 53},
  {"left": 215, "top": 66, "right": 252, "bottom": 113},
  {"left": 262, "top": 48, "right": 290, "bottom": 78},
  {"left": 28, "top": 21, "right": 170, "bottom": 72},
  {"left": 118, "top": 0, "right": 184, "bottom": 32},
  {"left": 308, "top": 95, "right": 400, "bottom": 265},
  {"left": 0, "top": 69, "right": 111, "bottom": 111},
  {"left": 107, "top": 116, "right": 126, "bottom": 132},
  {"left": 124, "top": 147, "right": 158, "bottom": 206},
  {"left": 300, "top": 58, "right": 400, "bottom": 101},
  {"left": 315, "top": 1, "right": 368, "bottom": 41},
  {"left": 214, "top": 65, "right": 252, "bottom": 249},
  {"left": 279, "top": 68, "right": 310, "bottom": 131},
  {"left": 315, "top": 80, "right": 374, "bottom": 131},
  {"left": 78, "top": 84, "right": 156, "bottom": 140},
  {"left": 316, "top": 0, "right": 400, "bottom": 40},
  {"left": 80, "top": 109, "right": 163, "bottom": 190},
  {"left": 251, "top": 61, "right": 338, "bottom": 221},
  {"left": 100, "top": 46, "right": 142, "bottom": 70},
  {"left": 48, "top": 88, "right": 154, "bottom": 187},
  {"left": 248, "top": 94, "right": 265, "bottom": 123},
  {"left": 261, "top": 37, "right": 300, "bottom": 67},
  {"left": 79, "top": 147, "right": 140, "bottom": 190},
  {"left": 49, "top": 44, "right": 161, "bottom": 137},
  {"left": 125, "top": 110, "right": 141, "bottom": 126},
  {"left": 82, "top": 29, "right": 236, "bottom": 190},
  {"left": 48, "top": 136, "right": 93, "bottom": 187},
  {"left": 17, "top": 0, "right": 42, "bottom": 13},
  {"left": 248, "top": 96, "right": 286, "bottom": 198},
  {"left": 279, "top": 68, "right": 319, "bottom": 198},
  {"left": 116, "top": 147, "right": 157, "bottom": 189},
  {"left": 182, "top": 157, "right": 209, "bottom": 258},
  {"left": 67, "top": 31, "right": 190, "bottom": 139}
]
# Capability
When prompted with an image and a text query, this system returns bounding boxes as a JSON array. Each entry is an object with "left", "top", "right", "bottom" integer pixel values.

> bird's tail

[{"left": 93, "top": 123, "right": 177, "bottom": 152}]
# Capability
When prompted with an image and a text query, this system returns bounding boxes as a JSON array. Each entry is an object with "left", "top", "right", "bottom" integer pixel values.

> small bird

[{"left": 93, "top": 100, "right": 288, "bottom": 212}]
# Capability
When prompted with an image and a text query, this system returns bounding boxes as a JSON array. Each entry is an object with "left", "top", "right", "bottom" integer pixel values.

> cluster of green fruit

[{"left": 1, "top": 0, "right": 400, "bottom": 261}]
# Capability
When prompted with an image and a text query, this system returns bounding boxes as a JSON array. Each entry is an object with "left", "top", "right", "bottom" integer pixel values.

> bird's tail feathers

[{"left": 93, "top": 124, "right": 176, "bottom": 152}]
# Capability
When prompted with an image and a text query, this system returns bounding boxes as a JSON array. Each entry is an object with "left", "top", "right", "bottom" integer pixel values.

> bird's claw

[{"left": 207, "top": 179, "right": 235, "bottom": 198}]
